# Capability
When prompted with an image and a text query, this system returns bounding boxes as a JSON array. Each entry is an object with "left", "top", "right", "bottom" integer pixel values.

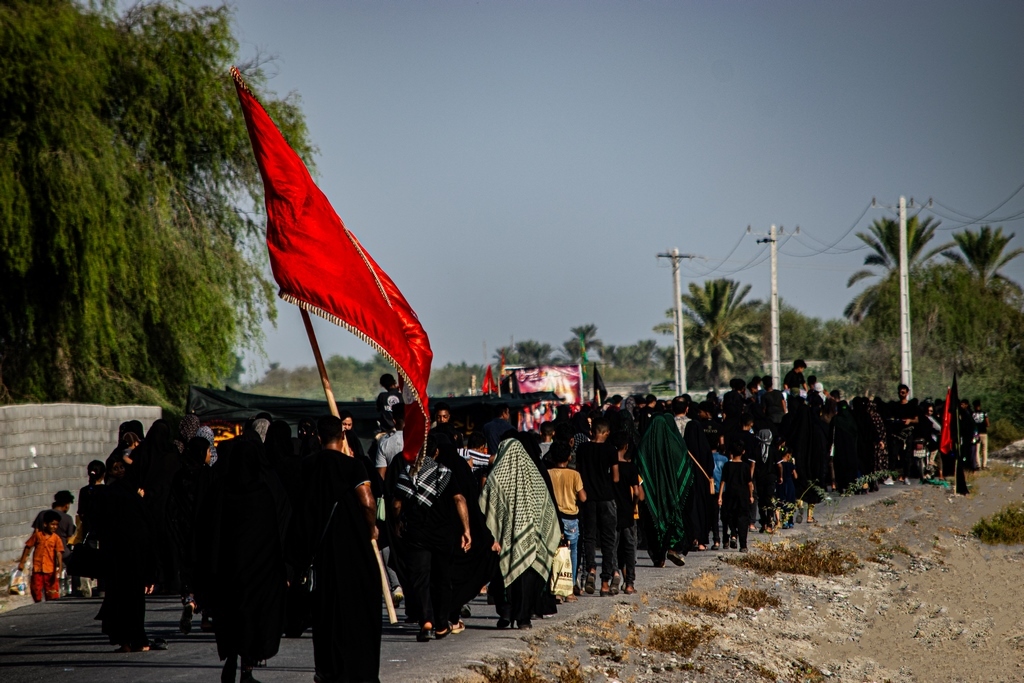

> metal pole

[
  {"left": 898, "top": 196, "right": 913, "bottom": 395},
  {"left": 769, "top": 225, "right": 781, "bottom": 389},
  {"left": 671, "top": 248, "right": 687, "bottom": 394}
]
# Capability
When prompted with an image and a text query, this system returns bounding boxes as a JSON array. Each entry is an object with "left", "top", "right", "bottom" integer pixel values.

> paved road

[{"left": 0, "top": 484, "right": 913, "bottom": 683}]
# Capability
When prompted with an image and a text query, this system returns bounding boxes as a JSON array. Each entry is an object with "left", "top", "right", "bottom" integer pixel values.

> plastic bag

[
  {"left": 8, "top": 569, "right": 26, "bottom": 596},
  {"left": 549, "top": 546, "right": 574, "bottom": 597}
]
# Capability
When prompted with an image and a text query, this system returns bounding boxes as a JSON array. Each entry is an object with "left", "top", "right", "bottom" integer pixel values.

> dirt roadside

[{"left": 450, "top": 463, "right": 1024, "bottom": 683}]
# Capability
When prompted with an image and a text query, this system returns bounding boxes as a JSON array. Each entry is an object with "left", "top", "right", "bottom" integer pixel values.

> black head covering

[
  {"left": 183, "top": 436, "right": 211, "bottom": 469},
  {"left": 265, "top": 420, "right": 293, "bottom": 467}
]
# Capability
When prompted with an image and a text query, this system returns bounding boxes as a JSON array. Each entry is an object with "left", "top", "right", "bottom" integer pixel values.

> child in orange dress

[{"left": 17, "top": 510, "right": 64, "bottom": 602}]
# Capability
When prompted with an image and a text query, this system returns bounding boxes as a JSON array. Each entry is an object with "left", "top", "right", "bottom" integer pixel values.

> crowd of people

[{"left": 11, "top": 364, "right": 988, "bottom": 683}]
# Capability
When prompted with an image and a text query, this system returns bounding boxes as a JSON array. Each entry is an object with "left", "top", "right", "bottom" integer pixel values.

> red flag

[
  {"left": 231, "top": 67, "right": 432, "bottom": 462},
  {"left": 482, "top": 365, "right": 496, "bottom": 395},
  {"left": 939, "top": 387, "right": 953, "bottom": 455}
]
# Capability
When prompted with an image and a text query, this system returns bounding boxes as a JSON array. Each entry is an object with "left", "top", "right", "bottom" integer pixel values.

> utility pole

[
  {"left": 657, "top": 249, "right": 699, "bottom": 395},
  {"left": 871, "top": 196, "right": 915, "bottom": 396},
  {"left": 898, "top": 196, "right": 913, "bottom": 395},
  {"left": 753, "top": 225, "right": 782, "bottom": 389}
]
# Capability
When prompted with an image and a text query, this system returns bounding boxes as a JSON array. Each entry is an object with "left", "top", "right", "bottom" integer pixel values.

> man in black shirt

[
  {"left": 889, "top": 384, "right": 919, "bottom": 483},
  {"left": 376, "top": 373, "right": 402, "bottom": 431},
  {"left": 783, "top": 360, "right": 807, "bottom": 396},
  {"left": 575, "top": 418, "right": 619, "bottom": 596},
  {"left": 386, "top": 436, "right": 471, "bottom": 641}
]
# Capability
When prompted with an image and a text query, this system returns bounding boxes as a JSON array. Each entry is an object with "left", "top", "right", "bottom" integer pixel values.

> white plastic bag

[
  {"left": 549, "top": 546, "right": 574, "bottom": 597},
  {"left": 8, "top": 569, "right": 26, "bottom": 596}
]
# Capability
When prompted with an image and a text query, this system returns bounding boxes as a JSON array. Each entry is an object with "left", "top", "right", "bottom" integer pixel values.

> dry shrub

[
  {"left": 551, "top": 659, "right": 587, "bottom": 683},
  {"left": 470, "top": 658, "right": 547, "bottom": 683},
  {"left": 646, "top": 621, "right": 715, "bottom": 657},
  {"left": 737, "top": 587, "right": 781, "bottom": 610},
  {"left": 724, "top": 541, "right": 858, "bottom": 577},
  {"left": 470, "top": 656, "right": 590, "bottom": 683},
  {"left": 972, "top": 502, "right": 1024, "bottom": 545},
  {"left": 675, "top": 572, "right": 733, "bottom": 614}
]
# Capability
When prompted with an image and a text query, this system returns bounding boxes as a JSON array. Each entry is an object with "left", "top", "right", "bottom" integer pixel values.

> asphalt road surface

[{"left": 0, "top": 485, "right": 908, "bottom": 683}]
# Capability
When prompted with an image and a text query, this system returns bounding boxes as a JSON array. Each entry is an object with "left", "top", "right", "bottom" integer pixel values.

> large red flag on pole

[{"left": 230, "top": 67, "right": 432, "bottom": 463}]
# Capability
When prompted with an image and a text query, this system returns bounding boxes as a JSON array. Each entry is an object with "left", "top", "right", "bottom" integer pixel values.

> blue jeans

[{"left": 561, "top": 518, "right": 580, "bottom": 589}]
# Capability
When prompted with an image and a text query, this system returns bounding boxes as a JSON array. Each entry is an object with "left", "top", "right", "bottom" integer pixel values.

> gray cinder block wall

[{"left": 0, "top": 403, "right": 161, "bottom": 565}]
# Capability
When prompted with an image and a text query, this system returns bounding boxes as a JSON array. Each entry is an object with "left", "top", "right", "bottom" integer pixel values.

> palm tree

[
  {"left": 942, "top": 225, "right": 1023, "bottom": 292},
  {"left": 657, "top": 278, "right": 761, "bottom": 388},
  {"left": 513, "top": 340, "right": 553, "bottom": 366},
  {"left": 845, "top": 216, "right": 953, "bottom": 321},
  {"left": 556, "top": 324, "right": 603, "bottom": 363}
]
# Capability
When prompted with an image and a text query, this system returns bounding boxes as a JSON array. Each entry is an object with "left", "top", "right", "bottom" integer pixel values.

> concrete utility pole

[
  {"left": 872, "top": 196, "right": 915, "bottom": 396},
  {"left": 657, "top": 249, "right": 698, "bottom": 395},
  {"left": 898, "top": 196, "right": 913, "bottom": 395},
  {"left": 754, "top": 225, "right": 782, "bottom": 389}
]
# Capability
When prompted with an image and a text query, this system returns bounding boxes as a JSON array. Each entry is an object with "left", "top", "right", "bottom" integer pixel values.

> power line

[
  {"left": 928, "top": 178, "right": 1024, "bottom": 229},
  {"left": 790, "top": 201, "right": 872, "bottom": 253}
]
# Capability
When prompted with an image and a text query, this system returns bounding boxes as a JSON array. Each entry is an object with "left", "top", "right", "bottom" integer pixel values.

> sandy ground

[{"left": 452, "top": 462, "right": 1024, "bottom": 683}]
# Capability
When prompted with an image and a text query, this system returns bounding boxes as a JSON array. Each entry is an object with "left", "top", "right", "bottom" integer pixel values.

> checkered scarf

[{"left": 395, "top": 456, "right": 451, "bottom": 508}]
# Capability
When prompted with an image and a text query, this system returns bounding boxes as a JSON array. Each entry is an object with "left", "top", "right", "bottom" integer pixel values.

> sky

[{"left": 193, "top": 1, "right": 1024, "bottom": 378}]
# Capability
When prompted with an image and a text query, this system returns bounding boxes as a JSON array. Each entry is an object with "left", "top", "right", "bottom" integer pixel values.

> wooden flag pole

[
  {"left": 372, "top": 538, "right": 398, "bottom": 623},
  {"left": 301, "top": 308, "right": 340, "bottom": 418},
  {"left": 299, "top": 306, "right": 397, "bottom": 623}
]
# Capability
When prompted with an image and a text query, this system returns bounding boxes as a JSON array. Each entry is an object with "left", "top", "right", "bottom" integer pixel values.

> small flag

[
  {"left": 482, "top": 365, "right": 496, "bottom": 395},
  {"left": 580, "top": 333, "right": 588, "bottom": 381},
  {"left": 593, "top": 363, "right": 607, "bottom": 404}
]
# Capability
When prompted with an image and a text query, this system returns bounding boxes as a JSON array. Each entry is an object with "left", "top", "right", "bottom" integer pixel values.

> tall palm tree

[
  {"left": 556, "top": 324, "right": 603, "bottom": 363},
  {"left": 657, "top": 278, "right": 761, "bottom": 388},
  {"left": 513, "top": 340, "right": 553, "bottom": 366},
  {"left": 942, "top": 225, "right": 1023, "bottom": 292},
  {"left": 845, "top": 216, "right": 952, "bottom": 321}
]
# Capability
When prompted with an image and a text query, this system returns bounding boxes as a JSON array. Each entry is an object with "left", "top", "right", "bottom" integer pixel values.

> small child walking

[
  {"left": 17, "top": 510, "right": 64, "bottom": 602},
  {"left": 718, "top": 441, "right": 754, "bottom": 552},
  {"left": 776, "top": 447, "right": 799, "bottom": 529},
  {"left": 612, "top": 432, "right": 643, "bottom": 594}
]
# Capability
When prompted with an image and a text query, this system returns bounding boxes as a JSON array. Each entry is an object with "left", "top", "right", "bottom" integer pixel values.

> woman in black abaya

[
  {"left": 782, "top": 396, "right": 824, "bottom": 519},
  {"left": 129, "top": 420, "right": 182, "bottom": 592},
  {"left": 683, "top": 405, "right": 716, "bottom": 552},
  {"left": 93, "top": 452, "right": 161, "bottom": 652},
  {"left": 196, "top": 434, "right": 291, "bottom": 683},
  {"left": 829, "top": 402, "right": 860, "bottom": 493}
]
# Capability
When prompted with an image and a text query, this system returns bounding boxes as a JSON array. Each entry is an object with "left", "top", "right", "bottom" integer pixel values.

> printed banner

[{"left": 513, "top": 365, "right": 584, "bottom": 404}]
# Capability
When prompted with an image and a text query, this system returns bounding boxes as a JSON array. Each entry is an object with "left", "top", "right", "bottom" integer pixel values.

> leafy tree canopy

[{"left": 0, "top": 0, "right": 313, "bottom": 408}]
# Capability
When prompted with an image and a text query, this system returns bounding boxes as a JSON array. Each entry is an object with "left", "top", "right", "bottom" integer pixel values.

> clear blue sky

[{"left": 202, "top": 1, "right": 1024, "bottom": 377}]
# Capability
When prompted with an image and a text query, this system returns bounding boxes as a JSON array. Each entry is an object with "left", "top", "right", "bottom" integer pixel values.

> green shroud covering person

[{"left": 636, "top": 413, "right": 694, "bottom": 554}]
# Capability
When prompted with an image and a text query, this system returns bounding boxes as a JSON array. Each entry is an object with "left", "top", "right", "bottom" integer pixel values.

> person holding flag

[{"left": 939, "top": 375, "right": 970, "bottom": 496}]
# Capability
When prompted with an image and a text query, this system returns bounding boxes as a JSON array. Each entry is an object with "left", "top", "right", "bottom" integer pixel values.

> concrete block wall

[{"left": 0, "top": 403, "right": 161, "bottom": 565}]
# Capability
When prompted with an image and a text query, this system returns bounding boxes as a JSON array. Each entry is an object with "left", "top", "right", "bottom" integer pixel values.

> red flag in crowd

[
  {"left": 482, "top": 365, "right": 496, "bottom": 395},
  {"left": 230, "top": 67, "right": 432, "bottom": 462},
  {"left": 939, "top": 386, "right": 954, "bottom": 455}
]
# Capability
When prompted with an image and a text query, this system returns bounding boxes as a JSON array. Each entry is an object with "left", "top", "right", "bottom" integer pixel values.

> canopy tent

[{"left": 186, "top": 385, "right": 560, "bottom": 442}]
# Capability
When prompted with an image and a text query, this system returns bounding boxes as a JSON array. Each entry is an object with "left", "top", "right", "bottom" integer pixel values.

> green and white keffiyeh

[{"left": 479, "top": 439, "right": 561, "bottom": 588}]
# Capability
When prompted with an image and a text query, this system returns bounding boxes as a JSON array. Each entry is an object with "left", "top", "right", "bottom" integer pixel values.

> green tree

[
  {"left": 845, "top": 216, "right": 952, "bottom": 321},
  {"left": 557, "top": 324, "right": 603, "bottom": 363},
  {"left": 658, "top": 279, "right": 762, "bottom": 388},
  {"left": 0, "top": 1, "right": 313, "bottom": 407},
  {"left": 514, "top": 340, "right": 554, "bottom": 365},
  {"left": 943, "top": 225, "right": 1024, "bottom": 293}
]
